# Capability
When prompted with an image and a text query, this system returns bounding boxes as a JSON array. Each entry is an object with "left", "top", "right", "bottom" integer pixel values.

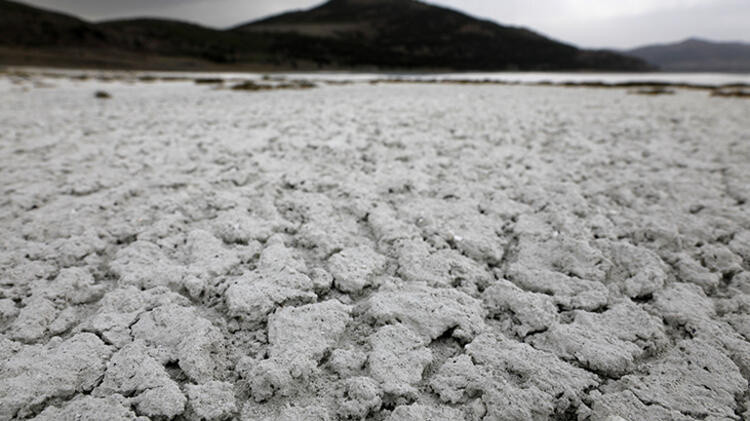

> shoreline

[{"left": 3, "top": 66, "right": 750, "bottom": 91}]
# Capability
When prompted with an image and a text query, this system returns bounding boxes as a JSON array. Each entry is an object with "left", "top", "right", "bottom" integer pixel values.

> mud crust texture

[{"left": 1, "top": 74, "right": 750, "bottom": 421}]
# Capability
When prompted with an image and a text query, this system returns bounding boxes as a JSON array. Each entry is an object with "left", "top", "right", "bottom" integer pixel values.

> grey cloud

[
  {"left": 531, "top": 0, "right": 750, "bottom": 48},
  {"left": 22, "top": 0, "right": 322, "bottom": 26}
]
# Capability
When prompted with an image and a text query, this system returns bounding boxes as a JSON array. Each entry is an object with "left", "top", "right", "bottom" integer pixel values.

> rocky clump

[{"left": 0, "top": 333, "right": 112, "bottom": 419}]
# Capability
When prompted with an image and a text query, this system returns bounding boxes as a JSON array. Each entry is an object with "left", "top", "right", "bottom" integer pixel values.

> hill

[
  {"left": 0, "top": 0, "right": 279, "bottom": 70},
  {"left": 237, "top": 0, "right": 649, "bottom": 71},
  {"left": 628, "top": 38, "right": 750, "bottom": 72},
  {"left": 0, "top": 0, "right": 650, "bottom": 71}
]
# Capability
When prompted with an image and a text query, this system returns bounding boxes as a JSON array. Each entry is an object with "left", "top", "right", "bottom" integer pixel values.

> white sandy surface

[{"left": 1, "top": 75, "right": 749, "bottom": 420}]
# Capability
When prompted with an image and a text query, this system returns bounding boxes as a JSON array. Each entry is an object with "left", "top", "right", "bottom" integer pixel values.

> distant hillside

[
  {"left": 0, "top": 0, "right": 650, "bottom": 71},
  {"left": 0, "top": 0, "right": 278, "bottom": 70},
  {"left": 96, "top": 19, "right": 273, "bottom": 65},
  {"left": 237, "top": 0, "right": 649, "bottom": 71},
  {"left": 628, "top": 38, "right": 750, "bottom": 72},
  {"left": 0, "top": 0, "right": 106, "bottom": 47}
]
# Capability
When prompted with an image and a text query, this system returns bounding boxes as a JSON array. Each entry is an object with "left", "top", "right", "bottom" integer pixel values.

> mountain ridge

[
  {"left": 628, "top": 38, "right": 750, "bottom": 72},
  {"left": 0, "top": 0, "right": 650, "bottom": 71}
]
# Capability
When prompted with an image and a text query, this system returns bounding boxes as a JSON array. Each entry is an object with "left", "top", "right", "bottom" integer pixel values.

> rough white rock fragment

[
  {"left": 398, "top": 198, "right": 506, "bottom": 265},
  {"left": 310, "top": 267, "right": 334, "bottom": 293},
  {"left": 99, "top": 286, "right": 191, "bottom": 313},
  {"left": 654, "top": 282, "right": 750, "bottom": 377},
  {"left": 47, "top": 231, "right": 106, "bottom": 267},
  {"left": 328, "top": 245, "right": 386, "bottom": 293},
  {"left": 185, "top": 381, "right": 237, "bottom": 421},
  {"left": 367, "top": 204, "right": 421, "bottom": 246},
  {"left": 110, "top": 240, "right": 185, "bottom": 289},
  {"left": 0, "top": 298, "right": 18, "bottom": 321},
  {"left": 48, "top": 306, "right": 78, "bottom": 335},
  {"left": 613, "top": 339, "right": 745, "bottom": 419},
  {"left": 267, "top": 300, "right": 352, "bottom": 377},
  {"left": 0, "top": 333, "right": 112, "bottom": 420},
  {"left": 31, "top": 395, "right": 149, "bottom": 421},
  {"left": 478, "top": 383, "right": 555, "bottom": 420},
  {"left": 466, "top": 333, "right": 598, "bottom": 419},
  {"left": 366, "top": 283, "right": 485, "bottom": 341},
  {"left": 80, "top": 286, "right": 188, "bottom": 348},
  {"left": 604, "top": 416, "right": 632, "bottom": 421},
  {"left": 85, "top": 311, "right": 140, "bottom": 347},
  {"left": 44, "top": 266, "right": 105, "bottom": 304},
  {"left": 396, "top": 239, "right": 492, "bottom": 291},
  {"left": 225, "top": 239, "right": 317, "bottom": 324},
  {"left": 529, "top": 302, "right": 667, "bottom": 376},
  {"left": 589, "top": 390, "right": 693, "bottom": 421},
  {"left": 263, "top": 405, "right": 332, "bottom": 421},
  {"left": 283, "top": 191, "right": 364, "bottom": 258},
  {"left": 729, "top": 230, "right": 750, "bottom": 262},
  {"left": 730, "top": 271, "right": 750, "bottom": 294},
  {"left": 385, "top": 403, "right": 464, "bottom": 421},
  {"left": 700, "top": 243, "right": 743, "bottom": 274},
  {"left": 8, "top": 296, "right": 58, "bottom": 342},
  {"left": 513, "top": 270, "right": 609, "bottom": 311},
  {"left": 653, "top": 282, "right": 715, "bottom": 323},
  {"left": 724, "top": 313, "right": 750, "bottom": 340},
  {"left": 97, "top": 341, "right": 186, "bottom": 418},
  {"left": 368, "top": 324, "right": 432, "bottom": 397},
  {"left": 183, "top": 274, "right": 206, "bottom": 299},
  {"left": 135, "top": 212, "right": 189, "bottom": 245},
  {"left": 429, "top": 354, "right": 482, "bottom": 404},
  {"left": 671, "top": 253, "right": 722, "bottom": 292},
  {"left": 483, "top": 279, "right": 559, "bottom": 337},
  {"left": 329, "top": 348, "right": 367, "bottom": 377},
  {"left": 335, "top": 377, "right": 383, "bottom": 419},
  {"left": 600, "top": 240, "right": 668, "bottom": 298},
  {"left": 510, "top": 237, "right": 611, "bottom": 284},
  {"left": 213, "top": 208, "right": 274, "bottom": 244},
  {"left": 186, "top": 229, "right": 241, "bottom": 278},
  {"left": 238, "top": 357, "right": 293, "bottom": 402},
  {"left": 226, "top": 276, "right": 317, "bottom": 325},
  {"left": 395, "top": 239, "right": 455, "bottom": 287},
  {"left": 130, "top": 304, "right": 222, "bottom": 382},
  {"left": 507, "top": 237, "right": 612, "bottom": 309}
]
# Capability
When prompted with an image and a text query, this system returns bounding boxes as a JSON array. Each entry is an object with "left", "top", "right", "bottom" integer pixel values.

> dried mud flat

[{"left": 1, "top": 74, "right": 749, "bottom": 421}]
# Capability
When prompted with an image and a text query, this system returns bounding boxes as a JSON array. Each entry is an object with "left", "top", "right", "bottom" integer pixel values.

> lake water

[
  {"left": 180, "top": 71, "right": 750, "bottom": 86},
  {"left": 12, "top": 66, "right": 750, "bottom": 87},
  {"left": 383, "top": 72, "right": 750, "bottom": 86}
]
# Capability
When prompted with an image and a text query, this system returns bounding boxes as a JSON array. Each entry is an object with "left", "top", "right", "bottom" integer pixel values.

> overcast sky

[{"left": 21, "top": 0, "right": 750, "bottom": 49}]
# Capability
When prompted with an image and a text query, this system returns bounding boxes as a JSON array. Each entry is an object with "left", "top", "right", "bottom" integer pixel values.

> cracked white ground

[{"left": 0, "top": 74, "right": 749, "bottom": 421}]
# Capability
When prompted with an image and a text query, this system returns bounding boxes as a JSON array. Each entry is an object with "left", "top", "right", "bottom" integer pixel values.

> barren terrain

[{"left": 1, "top": 72, "right": 749, "bottom": 420}]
